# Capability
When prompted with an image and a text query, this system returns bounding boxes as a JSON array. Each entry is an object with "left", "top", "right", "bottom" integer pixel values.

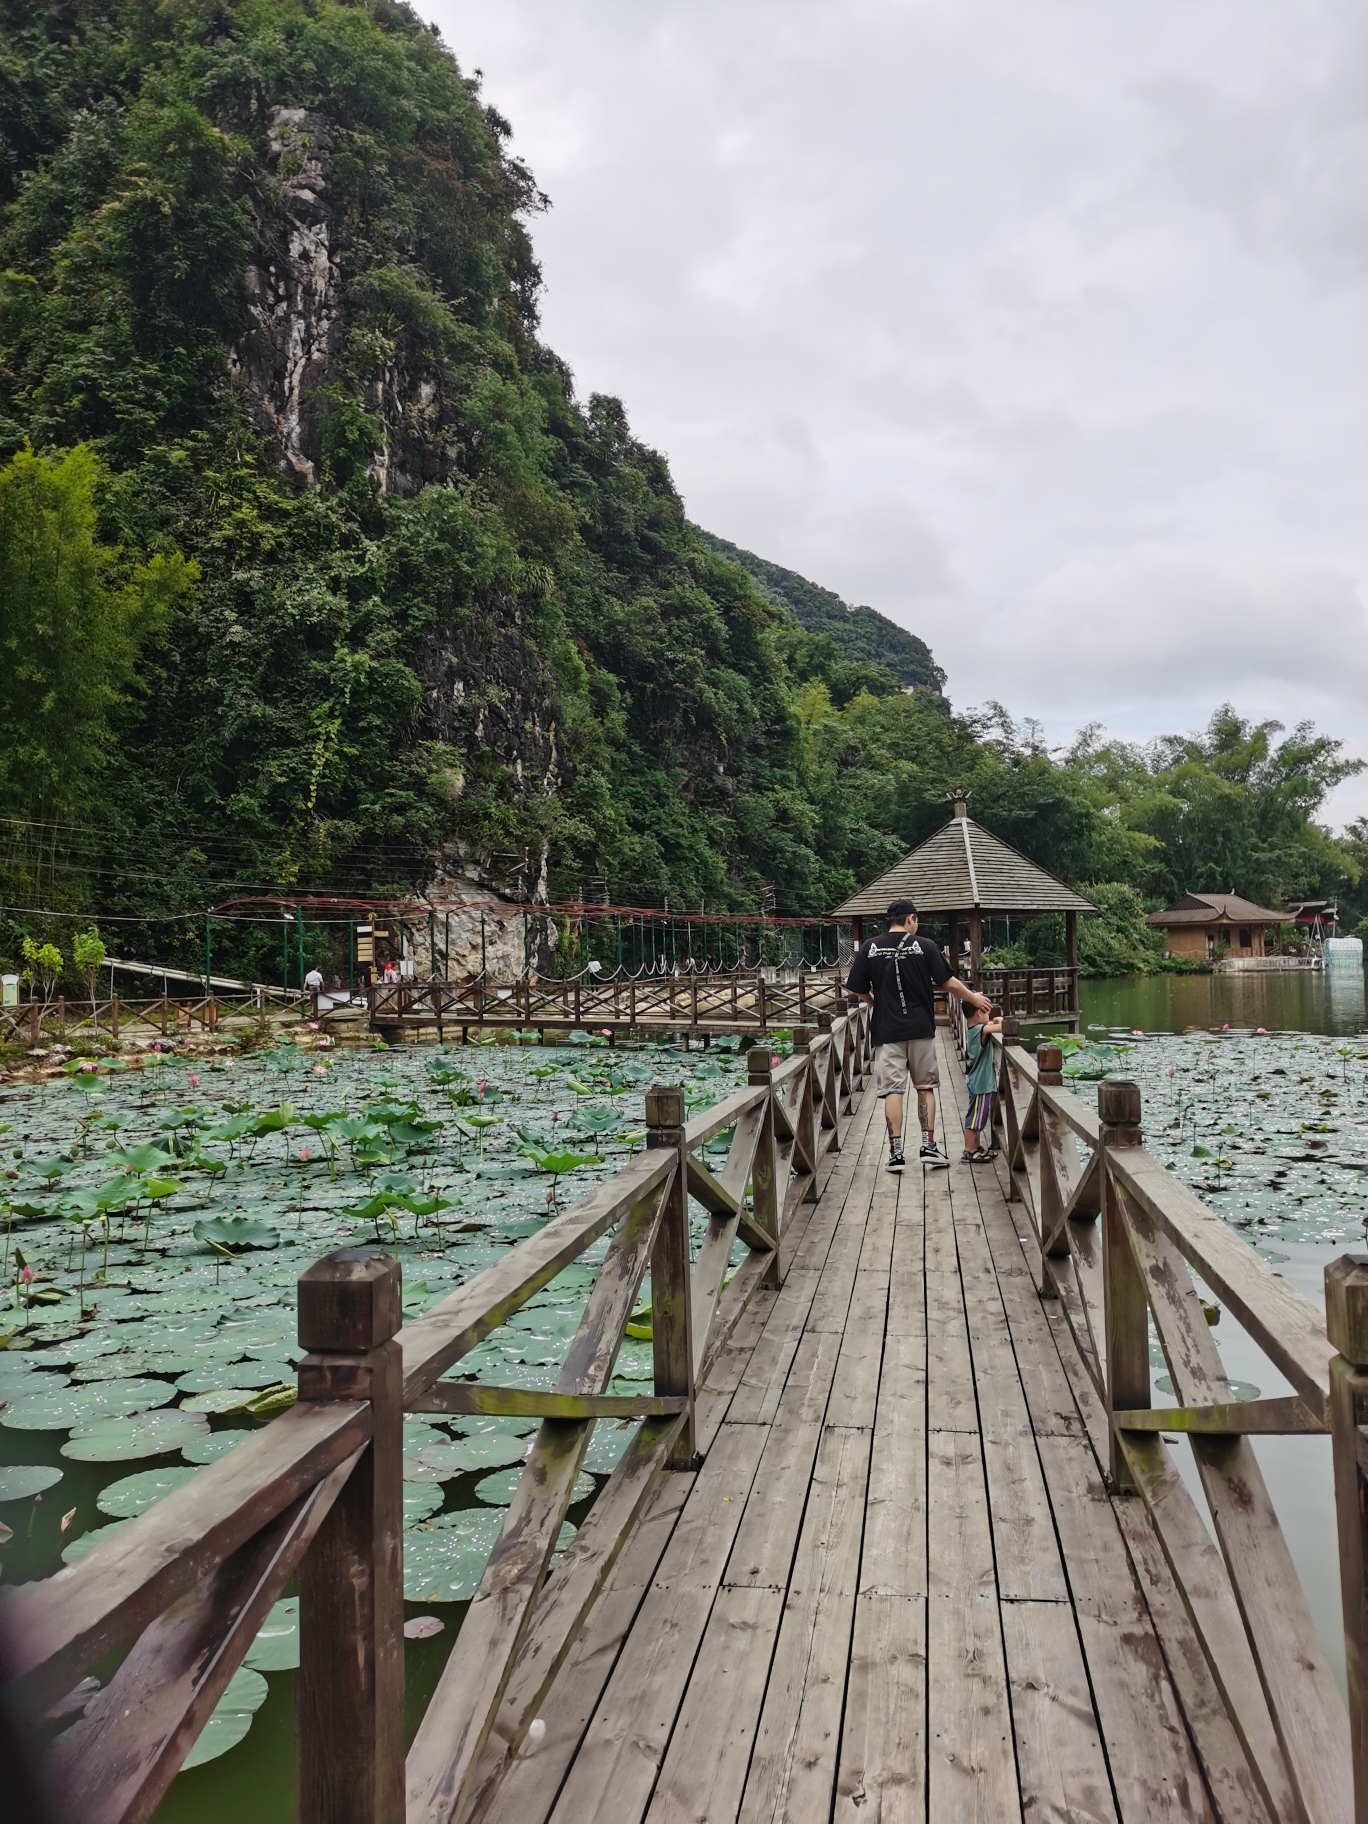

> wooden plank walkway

[{"left": 480, "top": 1032, "right": 1265, "bottom": 1824}]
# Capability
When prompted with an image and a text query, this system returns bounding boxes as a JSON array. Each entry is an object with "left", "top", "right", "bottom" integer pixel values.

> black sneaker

[
  {"left": 920, "top": 1138, "right": 949, "bottom": 1169},
  {"left": 887, "top": 1136, "right": 905, "bottom": 1172}
]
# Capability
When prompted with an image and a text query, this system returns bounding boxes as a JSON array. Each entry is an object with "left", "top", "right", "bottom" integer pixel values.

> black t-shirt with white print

[{"left": 845, "top": 928, "right": 952, "bottom": 1046}]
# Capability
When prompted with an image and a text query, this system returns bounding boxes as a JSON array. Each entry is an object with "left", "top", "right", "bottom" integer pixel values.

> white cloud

[{"left": 431, "top": 0, "right": 1368, "bottom": 824}]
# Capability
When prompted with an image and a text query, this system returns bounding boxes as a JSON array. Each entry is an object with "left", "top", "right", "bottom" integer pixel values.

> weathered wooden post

[
  {"left": 1327, "top": 1255, "right": 1368, "bottom": 1822},
  {"left": 645, "top": 1084, "right": 695, "bottom": 1468},
  {"left": 296, "top": 1249, "right": 405, "bottom": 1824},
  {"left": 57, "top": 997, "right": 66, "bottom": 1041},
  {"left": 1099, "top": 1081, "right": 1146, "bottom": 1491},
  {"left": 748, "top": 1046, "right": 781, "bottom": 1287},
  {"left": 29, "top": 999, "right": 39, "bottom": 1048},
  {"left": 1036, "top": 1044, "right": 1067, "bottom": 1287},
  {"left": 159, "top": 994, "right": 168, "bottom": 1038},
  {"left": 110, "top": 994, "right": 119, "bottom": 1042}
]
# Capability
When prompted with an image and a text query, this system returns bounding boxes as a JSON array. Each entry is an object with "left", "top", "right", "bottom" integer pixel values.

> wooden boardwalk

[{"left": 487, "top": 1033, "right": 1235, "bottom": 1824}]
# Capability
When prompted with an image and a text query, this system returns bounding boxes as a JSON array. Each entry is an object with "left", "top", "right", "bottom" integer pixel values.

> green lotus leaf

[
  {"left": 192, "top": 1217, "right": 279, "bottom": 1252},
  {"left": 181, "top": 1667, "right": 269, "bottom": 1770},
  {"left": 475, "top": 1467, "right": 593, "bottom": 1508},
  {"left": 62, "top": 1406, "right": 210, "bottom": 1461},
  {"left": 97, "top": 1463, "right": 200, "bottom": 1517},
  {"left": 182, "top": 1428, "right": 253, "bottom": 1464},
  {"left": 0, "top": 1464, "right": 63, "bottom": 1501},
  {"left": 179, "top": 1388, "right": 260, "bottom": 1414},
  {"left": 3, "top": 1377, "right": 174, "bottom": 1430},
  {"left": 176, "top": 1361, "right": 292, "bottom": 1394},
  {"left": 403, "top": 1509, "right": 504, "bottom": 1602},
  {"left": 62, "top": 1519, "right": 129, "bottom": 1564},
  {"left": 245, "top": 1596, "right": 298, "bottom": 1671},
  {"left": 416, "top": 1434, "right": 526, "bottom": 1477},
  {"left": 402, "top": 1482, "right": 445, "bottom": 1527}
]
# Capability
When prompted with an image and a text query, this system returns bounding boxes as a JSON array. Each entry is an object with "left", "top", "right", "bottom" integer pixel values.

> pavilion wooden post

[
  {"left": 968, "top": 910, "right": 982, "bottom": 985},
  {"left": 947, "top": 911, "right": 961, "bottom": 973},
  {"left": 1065, "top": 910, "right": 1079, "bottom": 1015},
  {"left": 1327, "top": 1254, "right": 1368, "bottom": 1822},
  {"left": 1099, "top": 1081, "right": 1146, "bottom": 1492},
  {"left": 645, "top": 1084, "right": 695, "bottom": 1468},
  {"left": 297, "top": 1248, "right": 405, "bottom": 1824}
]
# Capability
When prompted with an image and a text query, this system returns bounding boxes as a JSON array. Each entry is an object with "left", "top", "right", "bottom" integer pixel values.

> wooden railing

[
  {"left": 969, "top": 964, "right": 1078, "bottom": 1020},
  {"left": 367, "top": 967, "right": 848, "bottom": 1033},
  {"left": 3, "top": 989, "right": 309, "bottom": 1047},
  {"left": 991, "top": 1026, "right": 1359, "bottom": 1824},
  {"left": 0, "top": 1006, "right": 870, "bottom": 1824}
]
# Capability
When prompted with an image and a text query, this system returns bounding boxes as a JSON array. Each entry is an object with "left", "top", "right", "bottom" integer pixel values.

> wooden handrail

[
  {"left": 992, "top": 1038, "right": 1355, "bottom": 1824},
  {"left": 5, "top": 1003, "right": 872, "bottom": 1821}
]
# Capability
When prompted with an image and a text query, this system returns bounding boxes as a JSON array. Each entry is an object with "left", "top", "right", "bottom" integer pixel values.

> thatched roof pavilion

[{"left": 831, "top": 796, "right": 1095, "bottom": 980}]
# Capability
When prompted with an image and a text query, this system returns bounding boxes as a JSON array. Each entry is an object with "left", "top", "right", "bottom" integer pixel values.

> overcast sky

[{"left": 429, "top": 0, "right": 1368, "bottom": 826}]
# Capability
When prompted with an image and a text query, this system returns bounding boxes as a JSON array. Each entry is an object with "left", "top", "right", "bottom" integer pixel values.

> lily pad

[
  {"left": 0, "top": 1464, "right": 63, "bottom": 1501},
  {"left": 582, "top": 1421, "right": 634, "bottom": 1474},
  {"left": 402, "top": 1482, "right": 445, "bottom": 1527},
  {"left": 403, "top": 1509, "right": 504, "bottom": 1602},
  {"left": 62, "top": 1519, "right": 130, "bottom": 1564},
  {"left": 245, "top": 1596, "right": 299, "bottom": 1672},
  {"left": 416, "top": 1434, "right": 526, "bottom": 1478},
  {"left": 97, "top": 1464, "right": 200, "bottom": 1517},
  {"left": 62, "top": 1406, "right": 210, "bottom": 1461},
  {"left": 2, "top": 1377, "right": 175, "bottom": 1430},
  {"left": 193, "top": 1217, "right": 280, "bottom": 1252},
  {"left": 181, "top": 1666, "right": 269, "bottom": 1770},
  {"left": 179, "top": 1389, "right": 263, "bottom": 1415},
  {"left": 476, "top": 1467, "right": 594, "bottom": 1507},
  {"left": 182, "top": 1429, "right": 253, "bottom": 1465},
  {"left": 176, "top": 1362, "right": 293, "bottom": 1393}
]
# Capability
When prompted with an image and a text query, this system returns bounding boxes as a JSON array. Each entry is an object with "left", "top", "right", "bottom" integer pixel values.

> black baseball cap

[{"left": 886, "top": 899, "right": 918, "bottom": 924}]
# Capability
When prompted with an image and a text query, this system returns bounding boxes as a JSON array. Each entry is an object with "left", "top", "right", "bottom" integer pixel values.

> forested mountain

[
  {"left": 0, "top": 0, "right": 1361, "bottom": 978},
  {"left": 694, "top": 532, "right": 945, "bottom": 694}
]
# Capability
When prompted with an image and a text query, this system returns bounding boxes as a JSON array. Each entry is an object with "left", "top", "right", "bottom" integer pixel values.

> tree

[
  {"left": 72, "top": 925, "right": 106, "bottom": 1013},
  {"left": 21, "top": 934, "right": 61, "bottom": 1000},
  {"left": 0, "top": 444, "right": 195, "bottom": 821}
]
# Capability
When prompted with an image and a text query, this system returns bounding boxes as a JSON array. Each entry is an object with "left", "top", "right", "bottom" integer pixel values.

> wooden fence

[
  {"left": 2, "top": 989, "right": 308, "bottom": 1048},
  {"left": 367, "top": 967, "right": 848, "bottom": 1034},
  {"left": 969, "top": 964, "right": 1078, "bottom": 1022},
  {"left": 0, "top": 1006, "right": 870, "bottom": 1824},
  {"left": 975, "top": 1009, "right": 1363, "bottom": 1824}
]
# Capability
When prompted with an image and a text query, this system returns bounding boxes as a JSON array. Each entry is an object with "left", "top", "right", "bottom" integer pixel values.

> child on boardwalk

[{"left": 962, "top": 1002, "right": 1002, "bottom": 1162}]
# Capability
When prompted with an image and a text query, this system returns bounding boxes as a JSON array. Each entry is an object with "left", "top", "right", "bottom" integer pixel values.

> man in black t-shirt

[{"left": 846, "top": 898, "right": 990, "bottom": 1171}]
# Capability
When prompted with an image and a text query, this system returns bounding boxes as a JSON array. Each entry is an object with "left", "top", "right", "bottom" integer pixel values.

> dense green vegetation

[
  {"left": 0, "top": 0, "right": 1360, "bottom": 980},
  {"left": 695, "top": 531, "right": 945, "bottom": 695}
]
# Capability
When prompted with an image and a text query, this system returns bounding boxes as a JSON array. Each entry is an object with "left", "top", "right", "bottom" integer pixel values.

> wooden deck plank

[
  {"left": 726, "top": 1333, "right": 843, "bottom": 1590},
  {"left": 860, "top": 1331, "right": 927, "bottom": 1602},
  {"left": 825, "top": 1269, "right": 889, "bottom": 1429},
  {"left": 1000, "top": 1598, "right": 1119, "bottom": 1824},
  {"left": 834, "top": 1594, "right": 927, "bottom": 1824},
  {"left": 927, "top": 1429, "right": 1020, "bottom": 1822},
  {"left": 738, "top": 1423, "right": 871, "bottom": 1824},
  {"left": 545, "top": 1425, "right": 768, "bottom": 1824}
]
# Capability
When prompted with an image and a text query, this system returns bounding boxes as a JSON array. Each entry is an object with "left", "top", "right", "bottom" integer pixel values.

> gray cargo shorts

[{"left": 874, "top": 1038, "right": 939, "bottom": 1099}]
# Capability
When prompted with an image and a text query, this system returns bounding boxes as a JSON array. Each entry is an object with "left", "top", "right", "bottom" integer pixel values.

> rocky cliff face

[{"left": 228, "top": 108, "right": 342, "bottom": 486}]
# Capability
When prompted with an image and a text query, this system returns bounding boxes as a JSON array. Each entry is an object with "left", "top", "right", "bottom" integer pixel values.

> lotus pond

[
  {"left": 4, "top": 1017, "right": 1368, "bottom": 1812},
  {"left": 0, "top": 1029, "right": 762, "bottom": 1820}
]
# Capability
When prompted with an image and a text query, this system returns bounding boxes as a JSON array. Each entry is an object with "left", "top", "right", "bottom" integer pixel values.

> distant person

[
  {"left": 846, "top": 899, "right": 991, "bottom": 1171},
  {"left": 961, "top": 1002, "right": 1003, "bottom": 1162}
]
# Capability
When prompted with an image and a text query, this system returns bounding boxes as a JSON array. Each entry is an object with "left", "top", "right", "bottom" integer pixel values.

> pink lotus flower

[
  {"left": 299, "top": 1145, "right": 311, "bottom": 1163},
  {"left": 478, "top": 1080, "right": 487, "bottom": 1102},
  {"left": 1168, "top": 1067, "right": 1175, "bottom": 1076},
  {"left": 188, "top": 1073, "right": 199, "bottom": 1087},
  {"left": 771, "top": 1055, "right": 780, "bottom": 1066},
  {"left": 19, "top": 1266, "right": 33, "bottom": 1285},
  {"left": 313, "top": 1063, "right": 328, "bottom": 1076},
  {"left": 307, "top": 1021, "right": 319, "bottom": 1033}
]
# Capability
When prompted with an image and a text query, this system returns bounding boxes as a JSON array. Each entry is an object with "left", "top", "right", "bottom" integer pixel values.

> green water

[{"left": 1080, "top": 964, "right": 1367, "bottom": 1036}]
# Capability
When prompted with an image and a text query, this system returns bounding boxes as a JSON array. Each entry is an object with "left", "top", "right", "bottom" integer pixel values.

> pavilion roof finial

[{"left": 947, "top": 787, "right": 970, "bottom": 821}]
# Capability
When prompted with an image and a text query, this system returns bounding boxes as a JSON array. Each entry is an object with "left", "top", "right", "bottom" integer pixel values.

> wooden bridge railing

[
  {"left": 989, "top": 1025, "right": 1359, "bottom": 1824},
  {"left": 0, "top": 1005, "right": 870, "bottom": 1824},
  {"left": 368, "top": 966, "right": 847, "bottom": 1032},
  {"left": 970, "top": 964, "right": 1078, "bottom": 1021},
  {"left": 5, "top": 988, "right": 310, "bottom": 1048}
]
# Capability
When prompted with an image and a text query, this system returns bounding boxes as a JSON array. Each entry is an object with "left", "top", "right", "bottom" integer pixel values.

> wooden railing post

[
  {"left": 748, "top": 1046, "right": 781, "bottom": 1287},
  {"left": 1327, "top": 1255, "right": 1368, "bottom": 1823},
  {"left": 1099, "top": 1080, "right": 1146, "bottom": 1491},
  {"left": 645, "top": 1084, "right": 695, "bottom": 1468},
  {"left": 111, "top": 994, "right": 119, "bottom": 1041},
  {"left": 296, "top": 1248, "right": 404, "bottom": 1824}
]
